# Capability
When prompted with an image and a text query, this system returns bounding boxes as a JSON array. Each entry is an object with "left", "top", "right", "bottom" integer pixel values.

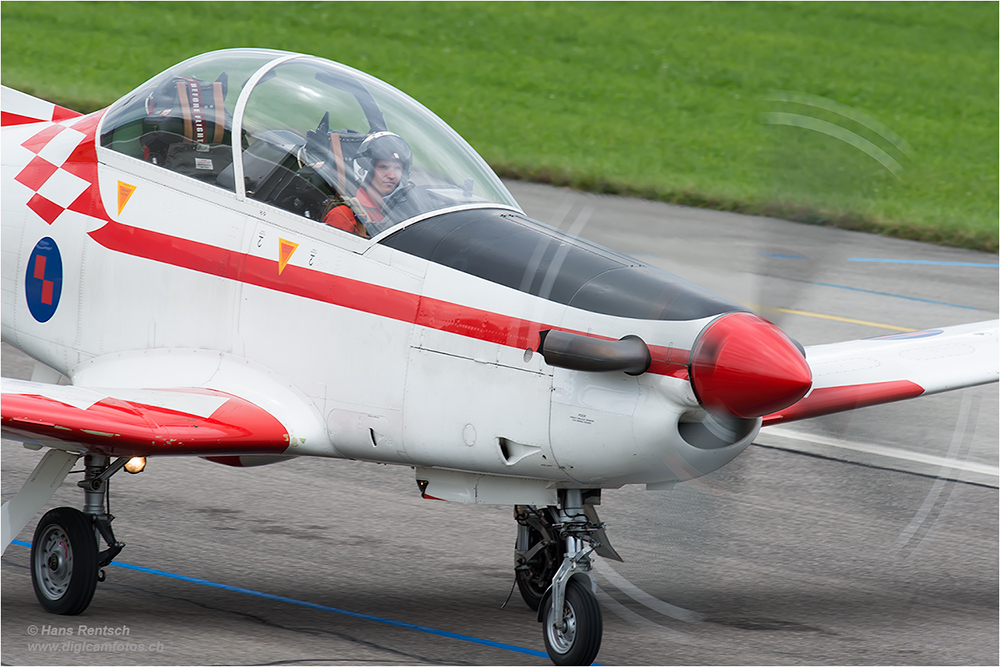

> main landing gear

[
  {"left": 515, "top": 490, "right": 619, "bottom": 666},
  {"left": 31, "top": 454, "right": 127, "bottom": 615}
]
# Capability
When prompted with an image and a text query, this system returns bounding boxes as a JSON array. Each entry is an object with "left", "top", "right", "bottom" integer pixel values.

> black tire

[
  {"left": 515, "top": 525, "right": 561, "bottom": 611},
  {"left": 542, "top": 576, "right": 602, "bottom": 666},
  {"left": 31, "top": 508, "right": 99, "bottom": 615},
  {"left": 516, "top": 569, "right": 548, "bottom": 612}
]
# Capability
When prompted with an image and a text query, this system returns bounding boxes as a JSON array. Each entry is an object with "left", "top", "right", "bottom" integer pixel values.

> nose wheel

[
  {"left": 518, "top": 490, "right": 612, "bottom": 666},
  {"left": 31, "top": 507, "right": 98, "bottom": 615},
  {"left": 543, "top": 576, "right": 602, "bottom": 666}
]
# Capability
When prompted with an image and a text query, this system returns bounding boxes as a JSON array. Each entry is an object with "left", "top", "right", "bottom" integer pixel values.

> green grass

[{"left": 2, "top": 1, "right": 996, "bottom": 251}]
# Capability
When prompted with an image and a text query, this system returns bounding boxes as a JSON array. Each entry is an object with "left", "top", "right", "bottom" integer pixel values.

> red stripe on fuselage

[
  {"left": 90, "top": 220, "right": 245, "bottom": 281},
  {"left": 87, "top": 218, "right": 692, "bottom": 376}
]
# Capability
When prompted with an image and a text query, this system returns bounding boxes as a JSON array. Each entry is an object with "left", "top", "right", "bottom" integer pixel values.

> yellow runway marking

[{"left": 776, "top": 308, "right": 916, "bottom": 332}]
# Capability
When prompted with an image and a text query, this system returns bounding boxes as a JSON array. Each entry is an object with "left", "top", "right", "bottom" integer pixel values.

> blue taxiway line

[
  {"left": 760, "top": 253, "right": 998, "bottom": 268},
  {"left": 751, "top": 253, "right": 988, "bottom": 310},
  {"left": 10, "top": 539, "right": 552, "bottom": 661},
  {"left": 812, "top": 282, "right": 981, "bottom": 310},
  {"left": 846, "top": 258, "right": 999, "bottom": 267}
]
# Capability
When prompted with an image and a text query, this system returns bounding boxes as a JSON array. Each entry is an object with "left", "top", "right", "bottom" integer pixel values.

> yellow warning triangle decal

[
  {"left": 278, "top": 239, "right": 299, "bottom": 275},
  {"left": 117, "top": 181, "right": 136, "bottom": 214}
]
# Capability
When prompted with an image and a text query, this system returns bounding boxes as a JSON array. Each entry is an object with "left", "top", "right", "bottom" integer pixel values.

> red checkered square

[
  {"left": 26, "top": 193, "right": 64, "bottom": 225},
  {"left": 15, "top": 156, "right": 58, "bottom": 192},
  {"left": 21, "top": 123, "right": 66, "bottom": 154}
]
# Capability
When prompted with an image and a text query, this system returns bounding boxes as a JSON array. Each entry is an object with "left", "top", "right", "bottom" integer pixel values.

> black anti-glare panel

[{"left": 380, "top": 209, "right": 745, "bottom": 321}]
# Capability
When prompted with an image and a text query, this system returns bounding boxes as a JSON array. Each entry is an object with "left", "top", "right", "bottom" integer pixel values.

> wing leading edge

[
  {"left": 764, "top": 320, "right": 999, "bottom": 425},
  {"left": 1, "top": 379, "right": 290, "bottom": 457}
]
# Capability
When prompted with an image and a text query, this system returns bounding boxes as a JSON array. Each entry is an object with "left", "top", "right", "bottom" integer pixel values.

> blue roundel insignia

[{"left": 25, "top": 237, "right": 63, "bottom": 323}]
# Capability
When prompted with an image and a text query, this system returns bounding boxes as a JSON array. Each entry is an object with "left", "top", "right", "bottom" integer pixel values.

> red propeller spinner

[{"left": 689, "top": 312, "right": 813, "bottom": 420}]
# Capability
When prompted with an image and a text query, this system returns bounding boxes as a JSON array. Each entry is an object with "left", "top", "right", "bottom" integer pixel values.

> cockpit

[
  {"left": 99, "top": 49, "right": 744, "bottom": 323},
  {"left": 99, "top": 48, "right": 520, "bottom": 238}
]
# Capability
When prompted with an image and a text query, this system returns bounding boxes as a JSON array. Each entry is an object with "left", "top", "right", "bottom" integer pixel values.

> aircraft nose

[{"left": 689, "top": 312, "right": 812, "bottom": 419}]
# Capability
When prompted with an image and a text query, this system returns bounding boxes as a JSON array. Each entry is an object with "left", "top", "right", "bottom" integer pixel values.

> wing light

[
  {"left": 124, "top": 457, "right": 146, "bottom": 474},
  {"left": 689, "top": 312, "right": 812, "bottom": 419}
]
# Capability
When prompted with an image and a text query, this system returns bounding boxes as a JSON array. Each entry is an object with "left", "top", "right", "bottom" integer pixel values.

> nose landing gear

[{"left": 516, "top": 490, "right": 619, "bottom": 666}]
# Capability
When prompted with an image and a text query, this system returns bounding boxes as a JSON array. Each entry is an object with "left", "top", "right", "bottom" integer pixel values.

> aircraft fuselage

[{"left": 2, "top": 109, "right": 763, "bottom": 492}]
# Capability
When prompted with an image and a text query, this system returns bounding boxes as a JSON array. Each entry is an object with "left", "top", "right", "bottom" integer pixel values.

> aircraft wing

[
  {"left": 763, "top": 319, "right": 999, "bottom": 425},
  {"left": 1, "top": 378, "right": 291, "bottom": 457}
]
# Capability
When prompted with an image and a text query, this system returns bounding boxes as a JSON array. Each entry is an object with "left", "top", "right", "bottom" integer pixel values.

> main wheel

[
  {"left": 515, "top": 524, "right": 562, "bottom": 611},
  {"left": 31, "top": 507, "right": 99, "bottom": 615},
  {"left": 542, "top": 576, "right": 602, "bottom": 666}
]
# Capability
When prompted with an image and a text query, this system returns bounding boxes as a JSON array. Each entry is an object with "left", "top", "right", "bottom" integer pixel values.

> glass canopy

[{"left": 100, "top": 48, "right": 520, "bottom": 237}]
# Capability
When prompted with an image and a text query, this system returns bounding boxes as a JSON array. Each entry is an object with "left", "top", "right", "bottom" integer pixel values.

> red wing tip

[{"left": 762, "top": 380, "right": 925, "bottom": 425}]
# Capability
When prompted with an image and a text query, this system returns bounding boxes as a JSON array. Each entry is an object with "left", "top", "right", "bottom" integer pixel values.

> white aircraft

[{"left": 2, "top": 49, "right": 996, "bottom": 666}]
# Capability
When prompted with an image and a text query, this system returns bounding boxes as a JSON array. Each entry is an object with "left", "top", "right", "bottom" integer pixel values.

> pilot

[{"left": 323, "top": 131, "right": 412, "bottom": 238}]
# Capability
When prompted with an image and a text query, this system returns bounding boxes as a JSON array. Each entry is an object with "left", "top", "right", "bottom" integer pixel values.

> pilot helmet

[{"left": 354, "top": 131, "right": 412, "bottom": 185}]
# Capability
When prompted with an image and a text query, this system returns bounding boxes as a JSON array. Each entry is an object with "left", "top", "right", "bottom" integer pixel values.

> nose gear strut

[{"left": 515, "top": 489, "right": 621, "bottom": 666}]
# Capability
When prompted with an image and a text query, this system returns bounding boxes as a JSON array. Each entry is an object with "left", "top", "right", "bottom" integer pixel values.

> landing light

[{"left": 124, "top": 457, "right": 146, "bottom": 474}]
